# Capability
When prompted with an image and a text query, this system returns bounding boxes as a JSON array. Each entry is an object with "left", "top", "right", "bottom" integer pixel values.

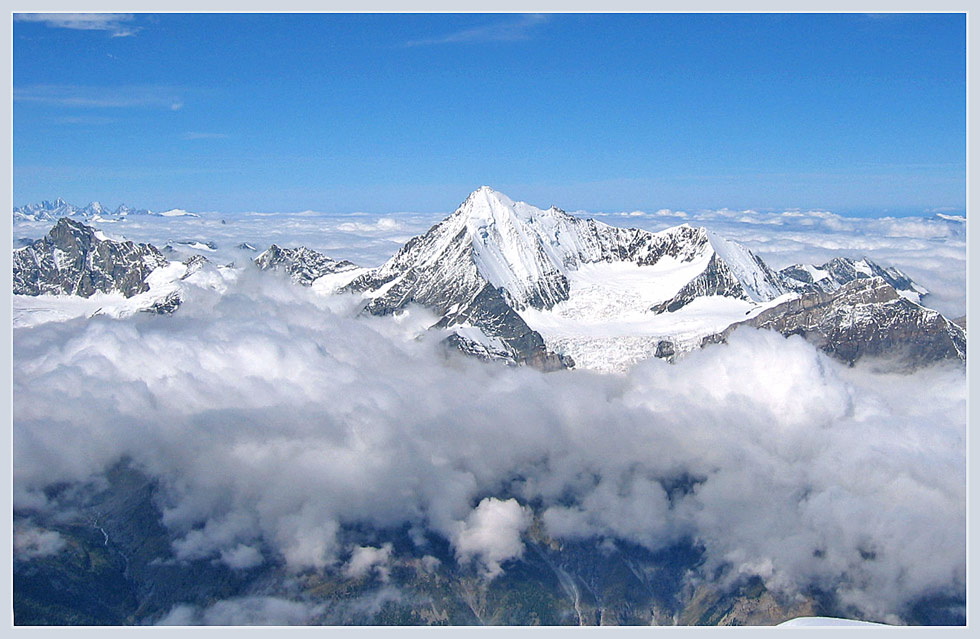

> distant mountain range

[{"left": 14, "top": 198, "right": 199, "bottom": 222}]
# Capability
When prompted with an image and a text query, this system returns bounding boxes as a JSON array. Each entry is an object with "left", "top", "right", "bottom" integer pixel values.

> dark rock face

[
  {"left": 5, "top": 464, "right": 783, "bottom": 627},
  {"left": 341, "top": 216, "right": 570, "bottom": 370},
  {"left": 706, "top": 278, "right": 966, "bottom": 369},
  {"left": 655, "top": 340, "right": 676, "bottom": 360},
  {"left": 13, "top": 218, "right": 169, "bottom": 298},
  {"left": 254, "top": 244, "right": 358, "bottom": 286},
  {"left": 779, "top": 257, "right": 925, "bottom": 303},
  {"left": 652, "top": 253, "right": 748, "bottom": 314},
  {"left": 14, "top": 464, "right": 260, "bottom": 625},
  {"left": 179, "top": 255, "right": 210, "bottom": 280},
  {"left": 140, "top": 291, "right": 183, "bottom": 315},
  {"left": 437, "top": 283, "right": 574, "bottom": 371}
]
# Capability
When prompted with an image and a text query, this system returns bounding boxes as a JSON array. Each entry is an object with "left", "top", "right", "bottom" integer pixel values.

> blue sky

[{"left": 12, "top": 12, "right": 966, "bottom": 216}]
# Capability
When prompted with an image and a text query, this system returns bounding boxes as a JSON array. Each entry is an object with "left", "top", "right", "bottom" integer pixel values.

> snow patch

[
  {"left": 778, "top": 616, "right": 888, "bottom": 627},
  {"left": 159, "top": 208, "right": 199, "bottom": 217}
]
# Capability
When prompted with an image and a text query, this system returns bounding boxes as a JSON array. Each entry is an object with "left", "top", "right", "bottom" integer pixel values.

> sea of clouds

[
  {"left": 11, "top": 198, "right": 967, "bottom": 623},
  {"left": 12, "top": 262, "right": 965, "bottom": 624}
]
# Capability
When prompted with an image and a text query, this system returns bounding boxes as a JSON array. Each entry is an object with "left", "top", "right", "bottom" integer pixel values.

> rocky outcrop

[
  {"left": 779, "top": 257, "right": 927, "bottom": 304},
  {"left": 254, "top": 244, "right": 358, "bottom": 286},
  {"left": 705, "top": 277, "right": 965, "bottom": 369},
  {"left": 13, "top": 218, "right": 169, "bottom": 298},
  {"left": 652, "top": 253, "right": 750, "bottom": 313}
]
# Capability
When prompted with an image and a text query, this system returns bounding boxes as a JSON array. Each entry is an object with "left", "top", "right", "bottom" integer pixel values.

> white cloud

[
  {"left": 13, "top": 270, "right": 964, "bottom": 619},
  {"left": 453, "top": 498, "right": 531, "bottom": 579},
  {"left": 406, "top": 14, "right": 549, "bottom": 47},
  {"left": 15, "top": 13, "right": 139, "bottom": 37},
  {"left": 344, "top": 543, "right": 394, "bottom": 581},
  {"left": 157, "top": 596, "right": 324, "bottom": 625},
  {"left": 219, "top": 543, "right": 264, "bottom": 570},
  {"left": 336, "top": 217, "right": 403, "bottom": 233},
  {"left": 13, "top": 522, "right": 67, "bottom": 559},
  {"left": 15, "top": 85, "right": 185, "bottom": 110}
]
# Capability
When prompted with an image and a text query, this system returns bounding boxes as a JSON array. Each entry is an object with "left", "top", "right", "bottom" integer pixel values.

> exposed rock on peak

[
  {"left": 254, "top": 244, "right": 358, "bottom": 286},
  {"left": 705, "top": 277, "right": 965, "bottom": 369},
  {"left": 779, "top": 256, "right": 927, "bottom": 304},
  {"left": 13, "top": 218, "right": 169, "bottom": 298},
  {"left": 343, "top": 187, "right": 787, "bottom": 369}
]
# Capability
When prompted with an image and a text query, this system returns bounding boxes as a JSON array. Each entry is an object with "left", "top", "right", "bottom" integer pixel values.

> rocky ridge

[
  {"left": 254, "top": 244, "right": 359, "bottom": 286},
  {"left": 13, "top": 218, "right": 170, "bottom": 298},
  {"left": 704, "top": 277, "right": 965, "bottom": 369},
  {"left": 14, "top": 198, "right": 196, "bottom": 222},
  {"left": 12, "top": 192, "right": 965, "bottom": 372},
  {"left": 779, "top": 257, "right": 927, "bottom": 304}
]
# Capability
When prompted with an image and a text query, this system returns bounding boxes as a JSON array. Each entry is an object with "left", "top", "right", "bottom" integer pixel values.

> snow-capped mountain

[
  {"left": 13, "top": 218, "right": 170, "bottom": 298},
  {"left": 342, "top": 187, "right": 788, "bottom": 370},
  {"left": 82, "top": 201, "right": 107, "bottom": 218},
  {"left": 11, "top": 218, "right": 233, "bottom": 324},
  {"left": 11, "top": 191, "right": 965, "bottom": 372},
  {"left": 13, "top": 199, "right": 199, "bottom": 222},
  {"left": 113, "top": 204, "right": 154, "bottom": 217},
  {"left": 14, "top": 198, "right": 80, "bottom": 222},
  {"left": 340, "top": 187, "right": 964, "bottom": 372},
  {"left": 779, "top": 257, "right": 928, "bottom": 304},
  {"left": 254, "top": 244, "right": 359, "bottom": 286}
]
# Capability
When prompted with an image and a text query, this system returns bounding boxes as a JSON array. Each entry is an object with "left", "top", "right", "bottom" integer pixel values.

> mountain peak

[
  {"left": 461, "top": 185, "right": 516, "bottom": 209},
  {"left": 15, "top": 217, "right": 169, "bottom": 299},
  {"left": 52, "top": 216, "right": 91, "bottom": 234}
]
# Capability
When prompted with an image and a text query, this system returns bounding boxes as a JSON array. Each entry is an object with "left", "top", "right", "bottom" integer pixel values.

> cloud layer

[{"left": 13, "top": 268, "right": 965, "bottom": 622}]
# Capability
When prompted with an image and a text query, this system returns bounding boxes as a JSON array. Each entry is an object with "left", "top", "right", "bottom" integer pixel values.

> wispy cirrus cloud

[
  {"left": 52, "top": 115, "right": 117, "bottom": 125},
  {"left": 181, "top": 132, "right": 230, "bottom": 141},
  {"left": 15, "top": 85, "right": 184, "bottom": 110},
  {"left": 15, "top": 13, "right": 140, "bottom": 37},
  {"left": 405, "top": 14, "right": 549, "bottom": 47}
]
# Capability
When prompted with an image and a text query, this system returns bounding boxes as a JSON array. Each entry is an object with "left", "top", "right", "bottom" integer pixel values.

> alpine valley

[{"left": 11, "top": 188, "right": 967, "bottom": 626}]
